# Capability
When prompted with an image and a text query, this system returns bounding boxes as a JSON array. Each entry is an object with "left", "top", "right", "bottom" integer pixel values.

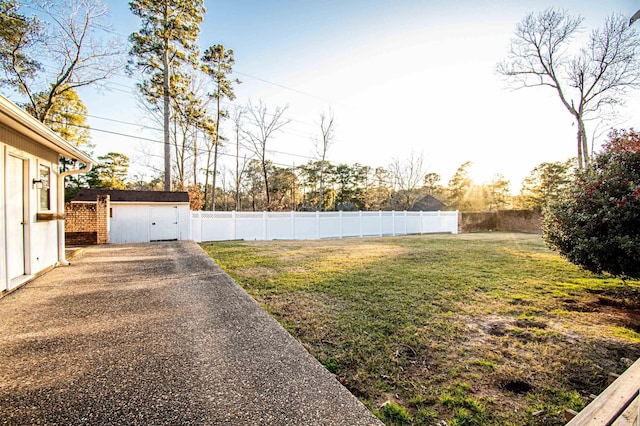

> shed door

[
  {"left": 149, "top": 206, "right": 178, "bottom": 241},
  {"left": 7, "top": 155, "right": 26, "bottom": 280}
]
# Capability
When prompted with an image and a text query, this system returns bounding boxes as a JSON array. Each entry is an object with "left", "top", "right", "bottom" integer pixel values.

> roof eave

[{"left": 0, "top": 95, "right": 97, "bottom": 165}]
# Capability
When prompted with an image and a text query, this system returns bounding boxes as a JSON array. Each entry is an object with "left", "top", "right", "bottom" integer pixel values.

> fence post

[
  {"left": 359, "top": 211, "right": 363, "bottom": 237},
  {"left": 188, "top": 210, "right": 193, "bottom": 241},
  {"left": 316, "top": 211, "right": 320, "bottom": 239},
  {"left": 404, "top": 210, "right": 408, "bottom": 235},
  {"left": 392, "top": 211, "right": 396, "bottom": 236},
  {"left": 379, "top": 210, "right": 383, "bottom": 236},
  {"left": 190, "top": 211, "right": 195, "bottom": 242},
  {"left": 420, "top": 211, "right": 424, "bottom": 235},
  {"left": 263, "top": 211, "right": 268, "bottom": 240},
  {"left": 438, "top": 210, "right": 442, "bottom": 233},
  {"left": 232, "top": 210, "right": 237, "bottom": 240},
  {"left": 191, "top": 211, "right": 201, "bottom": 242},
  {"left": 291, "top": 210, "right": 296, "bottom": 240},
  {"left": 339, "top": 210, "right": 343, "bottom": 239},
  {"left": 454, "top": 210, "right": 459, "bottom": 234}
]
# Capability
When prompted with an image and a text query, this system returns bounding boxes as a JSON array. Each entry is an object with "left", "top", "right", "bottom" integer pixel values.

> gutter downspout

[{"left": 57, "top": 163, "right": 93, "bottom": 266}]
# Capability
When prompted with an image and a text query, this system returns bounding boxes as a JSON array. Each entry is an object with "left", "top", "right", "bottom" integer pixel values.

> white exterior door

[
  {"left": 149, "top": 206, "right": 178, "bottom": 241},
  {"left": 7, "top": 155, "right": 26, "bottom": 280}
]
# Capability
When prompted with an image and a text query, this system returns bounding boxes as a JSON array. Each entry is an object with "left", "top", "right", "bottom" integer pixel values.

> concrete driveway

[{"left": 0, "top": 241, "right": 381, "bottom": 425}]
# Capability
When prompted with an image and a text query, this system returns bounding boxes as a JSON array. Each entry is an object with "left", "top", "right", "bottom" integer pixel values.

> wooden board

[
  {"left": 566, "top": 358, "right": 640, "bottom": 425},
  {"left": 611, "top": 396, "right": 638, "bottom": 426}
]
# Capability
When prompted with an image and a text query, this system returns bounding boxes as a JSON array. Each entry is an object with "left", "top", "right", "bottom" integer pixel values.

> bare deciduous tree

[
  {"left": 389, "top": 151, "right": 427, "bottom": 210},
  {"left": 241, "top": 101, "right": 290, "bottom": 207},
  {"left": 315, "top": 110, "right": 335, "bottom": 211},
  {"left": 1, "top": 0, "right": 123, "bottom": 122},
  {"left": 498, "top": 9, "right": 640, "bottom": 169}
]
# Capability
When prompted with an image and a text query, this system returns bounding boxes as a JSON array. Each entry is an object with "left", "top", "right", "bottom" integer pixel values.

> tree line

[{"left": 84, "top": 148, "right": 579, "bottom": 213}]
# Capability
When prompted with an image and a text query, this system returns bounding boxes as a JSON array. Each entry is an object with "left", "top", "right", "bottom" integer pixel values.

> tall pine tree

[
  {"left": 201, "top": 44, "right": 239, "bottom": 210},
  {"left": 128, "top": 0, "right": 205, "bottom": 191}
]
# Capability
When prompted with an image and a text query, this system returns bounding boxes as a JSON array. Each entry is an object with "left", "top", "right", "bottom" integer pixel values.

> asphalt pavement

[{"left": 0, "top": 240, "right": 381, "bottom": 425}]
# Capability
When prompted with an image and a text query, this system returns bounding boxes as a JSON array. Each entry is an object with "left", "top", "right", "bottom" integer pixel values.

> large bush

[{"left": 543, "top": 130, "right": 640, "bottom": 279}]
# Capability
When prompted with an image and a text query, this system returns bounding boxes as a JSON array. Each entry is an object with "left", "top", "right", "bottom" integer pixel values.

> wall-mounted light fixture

[{"left": 32, "top": 179, "right": 43, "bottom": 189}]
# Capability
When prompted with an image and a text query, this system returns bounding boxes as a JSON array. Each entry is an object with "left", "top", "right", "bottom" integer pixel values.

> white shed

[
  {"left": 0, "top": 95, "right": 96, "bottom": 294},
  {"left": 71, "top": 189, "right": 191, "bottom": 243}
]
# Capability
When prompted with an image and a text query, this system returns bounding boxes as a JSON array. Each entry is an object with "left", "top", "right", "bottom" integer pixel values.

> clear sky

[{"left": 77, "top": 0, "right": 640, "bottom": 192}]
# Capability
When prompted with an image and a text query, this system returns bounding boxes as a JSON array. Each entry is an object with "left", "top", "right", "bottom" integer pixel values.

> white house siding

[
  {"left": 109, "top": 203, "right": 190, "bottom": 244},
  {"left": 1, "top": 125, "right": 61, "bottom": 292}
]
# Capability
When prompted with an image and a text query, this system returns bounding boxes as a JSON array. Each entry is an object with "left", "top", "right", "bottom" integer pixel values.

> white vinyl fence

[{"left": 191, "top": 210, "right": 458, "bottom": 242}]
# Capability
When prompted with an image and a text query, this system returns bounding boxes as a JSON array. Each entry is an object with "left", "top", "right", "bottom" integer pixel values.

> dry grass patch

[{"left": 201, "top": 233, "right": 640, "bottom": 425}]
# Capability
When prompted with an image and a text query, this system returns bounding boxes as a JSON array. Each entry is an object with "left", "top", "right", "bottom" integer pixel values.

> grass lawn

[{"left": 201, "top": 232, "right": 640, "bottom": 425}]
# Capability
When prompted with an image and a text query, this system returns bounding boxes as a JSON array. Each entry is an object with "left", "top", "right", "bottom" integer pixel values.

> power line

[
  {"left": 52, "top": 120, "right": 320, "bottom": 168},
  {"left": 79, "top": 79, "right": 323, "bottom": 132},
  {"left": 233, "top": 70, "right": 348, "bottom": 108},
  {"left": 24, "top": 106, "right": 343, "bottom": 170},
  {"left": 79, "top": 126, "right": 162, "bottom": 143},
  {"left": 101, "top": 79, "right": 138, "bottom": 91},
  {"left": 56, "top": 122, "right": 371, "bottom": 171},
  {"left": 74, "top": 108, "right": 318, "bottom": 143},
  {"left": 86, "top": 64, "right": 343, "bottom": 117},
  {"left": 104, "top": 64, "right": 343, "bottom": 109},
  {"left": 84, "top": 113, "right": 162, "bottom": 131},
  {"left": 31, "top": 62, "right": 332, "bottom": 131},
  {"left": 58, "top": 99, "right": 319, "bottom": 140}
]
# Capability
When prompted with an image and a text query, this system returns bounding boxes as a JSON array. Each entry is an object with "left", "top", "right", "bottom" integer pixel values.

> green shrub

[{"left": 544, "top": 129, "right": 640, "bottom": 280}]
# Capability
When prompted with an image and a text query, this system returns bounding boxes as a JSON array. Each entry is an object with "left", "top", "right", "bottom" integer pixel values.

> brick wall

[
  {"left": 65, "top": 202, "right": 97, "bottom": 232},
  {"left": 459, "top": 210, "right": 542, "bottom": 233},
  {"left": 65, "top": 195, "right": 110, "bottom": 245},
  {"left": 96, "top": 195, "right": 110, "bottom": 244}
]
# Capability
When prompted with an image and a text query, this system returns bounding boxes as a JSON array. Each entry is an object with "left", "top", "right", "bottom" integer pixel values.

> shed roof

[
  {"left": 0, "top": 95, "right": 96, "bottom": 165},
  {"left": 73, "top": 189, "right": 190, "bottom": 203},
  {"left": 410, "top": 195, "right": 446, "bottom": 212}
]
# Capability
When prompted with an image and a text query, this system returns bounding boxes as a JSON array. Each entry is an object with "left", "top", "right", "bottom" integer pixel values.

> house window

[{"left": 38, "top": 164, "right": 51, "bottom": 211}]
